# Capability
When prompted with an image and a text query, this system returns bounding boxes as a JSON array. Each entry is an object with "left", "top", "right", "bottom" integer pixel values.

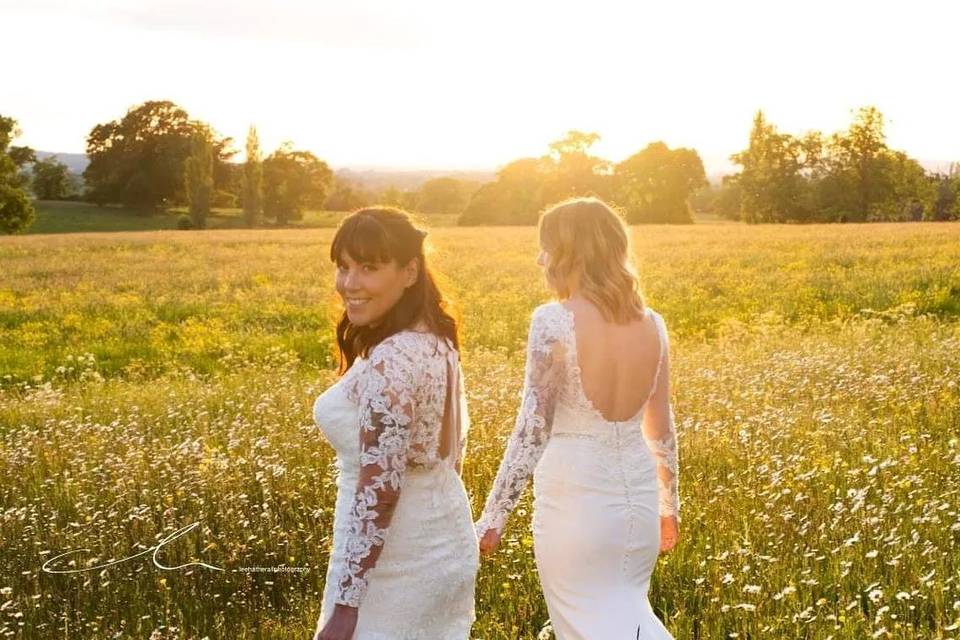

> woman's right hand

[
  {"left": 659, "top": 515, "right": 679, "bottom": 552},
  {"left": 478, "top": 528, "right": 502, "bottom": 558},
  {"left": 314, "top": 604, "right": 358, "bottom": 640}
]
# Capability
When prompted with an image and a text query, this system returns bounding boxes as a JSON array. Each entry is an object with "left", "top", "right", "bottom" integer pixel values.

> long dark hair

[{"left": 330, "top": 206, "right": 459, "bottom": 373}]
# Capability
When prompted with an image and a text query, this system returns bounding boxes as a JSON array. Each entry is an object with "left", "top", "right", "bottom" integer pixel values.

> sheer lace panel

[
  {"left": 334, "top": 335, "right": 421, "bottom": 607},
  {"left": 642, "top": 311, "right": 680, "bottom": 520},
  {"left": 475, "top": 304, "right": 568, "bottom": 536}
]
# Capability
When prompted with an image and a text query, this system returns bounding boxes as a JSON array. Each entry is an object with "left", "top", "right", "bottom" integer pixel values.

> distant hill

[
  {"left": 336, "top": 167, "right": 495, "bottom": 191},
  {"left": 34, "top": 151, "right": 89, "bottom": 174},
  {"left": 32, "top": 152, "right": 494, "bottom": 191}
]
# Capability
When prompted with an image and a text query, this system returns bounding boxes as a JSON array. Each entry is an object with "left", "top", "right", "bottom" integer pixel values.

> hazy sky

[{"left": 2, "top": 0, "right": 957, "bottom": 173}]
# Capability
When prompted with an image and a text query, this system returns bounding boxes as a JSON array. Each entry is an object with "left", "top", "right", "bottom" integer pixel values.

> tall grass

[{"left": 1, "top": 222, "right": 958, "bottom": 638}]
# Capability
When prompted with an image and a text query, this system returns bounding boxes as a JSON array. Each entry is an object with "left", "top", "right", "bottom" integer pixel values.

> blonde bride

[{"left": 475, "top": 197, "right": 680, "bottom": 639}]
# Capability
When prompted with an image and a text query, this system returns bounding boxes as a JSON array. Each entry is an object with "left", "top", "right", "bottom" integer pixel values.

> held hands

[
  {"left": 315, "top": 604, "right": 358, "bottom": 640},
  {"left": 660, "top": 515, "right": 679, "bottom": 553},
  {"left": 478, "top": 527, "right": 502, "bottom": 558}
]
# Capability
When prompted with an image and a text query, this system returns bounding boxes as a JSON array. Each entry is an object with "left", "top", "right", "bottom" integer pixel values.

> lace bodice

[
  {"left": 475, "top": 301, "right": 680, "bottom": 537},
  {"left": 322, "top": 331, "right": 470, "bottom": 608}
]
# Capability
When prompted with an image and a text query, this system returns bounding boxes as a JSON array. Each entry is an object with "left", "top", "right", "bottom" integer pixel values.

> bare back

[
  {"left": 475, "top": 297, "right": 681, "bottom": 540},
  {"left": 562, "top": 297, "right": 662, "bottom": 422}
]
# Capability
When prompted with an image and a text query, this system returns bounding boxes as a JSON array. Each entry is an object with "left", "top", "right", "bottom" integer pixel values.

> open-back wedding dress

[
  {"left": 313, "top": 331, "right": 478, "bottom": 639},
  {"left": 475, "top": 302, "right": 680, "bottom": 639}
]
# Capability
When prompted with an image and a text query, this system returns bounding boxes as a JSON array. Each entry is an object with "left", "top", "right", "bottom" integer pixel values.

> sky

[{"left": 2, "top": 0, "right": 958, "bottom": 174}]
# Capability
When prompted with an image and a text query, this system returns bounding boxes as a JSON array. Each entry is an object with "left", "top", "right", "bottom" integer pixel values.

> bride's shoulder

[
  {"left": 644, "top": 307, "right": 671, "bottom": 345},
  {"left": 531, "top": 300, "right": 570, "bottom": 322},
  {"left": 367, "top": 331, "right": 434, "bottom": 367},
  {"left": 528, "top": 301, "right": 573, "bottom": 340}
]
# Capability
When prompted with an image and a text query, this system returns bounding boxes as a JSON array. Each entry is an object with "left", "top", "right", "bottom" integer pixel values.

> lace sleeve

[
  {"left": 334, "top": 337, "right": 420, "bottom": 607},
  {"left": 475, "top": 305, "right": 567, "bottom": 537},
  {"left": 642, "top": 311, "right": 680, "bottom": 521}
]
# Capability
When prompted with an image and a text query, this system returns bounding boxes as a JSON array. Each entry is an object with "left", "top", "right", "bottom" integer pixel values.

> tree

[
  {"left": 417, "top": 177, "right": 472, "bottom": 214},
  {"left": 548, "top": 130, "right": 600, "bottom": 156},
  {"left": 542, "top": 130, "right": 612, "bottom": 204},
  {"left": 324, "top": 176, "right": 372, "bottom": 211},
  {"left": 721, "top": 106, "right": 937, "bottom": 224},
  {"left": 376, "top": 185, "right": 419, "bottom": 211},
  {"left": 0, "top": 115, "right": 36, "bottom": 234},
  {"left": 714, "top": 176, "right": 744, "bottom": 220},
  {"left": 825, "top": 107, "right": 890, "bottom": 220},
  {"left": 928, "top": 164, "right": 960, "bottom": 221},
  {"left": 460, "top": 130, "right": 624, "bottom": 225},
  {"left": 184, "top": 130, "right": 214, "bottom": 228},
  {"left": 211, "top": 163, "right": 240, "bottom": 208},
  {"left": 83, "top": 100, "right": 234, "bottom": 210},
  {"left": 262, "top": 143, "right": 333, "bottom": 225},
  {"left": 459, "top": 157, "right": 554, "bottom": 225},
  {"left": 730, "top": 111, "right": 822, "bottom": 223},
  {"left": 458, "top": 130, "right": 623, "bottom": 225},
  {"left": 242, "top": 125, "right": 263, "bottom": 226},
  {"left": 8, "top": 147, "right": 36, "bottom": 172},
  {"left": 869, "top": 150, "right": 931, "bottom": 221},
  {"left": 379, "top": 185, "right": 404, "bottom": 207},
  {"left": 614, "top": 142, "right": 707, "bottom": 223},
  {"left": 32, "top": 155, "right": 73, "bottom": 200}
]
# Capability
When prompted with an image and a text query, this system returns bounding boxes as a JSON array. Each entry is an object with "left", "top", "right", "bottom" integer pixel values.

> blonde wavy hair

[{"left": 538, "top": 197, "right": 646, "bottom": 323}]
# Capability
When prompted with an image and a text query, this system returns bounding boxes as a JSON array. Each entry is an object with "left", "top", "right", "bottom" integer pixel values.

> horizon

[
  {"left": 4, "top": 0, "right": 959, "bottom": 174},
  {"left": 27, "top": 149, "right": 958, "bottom": 184}
]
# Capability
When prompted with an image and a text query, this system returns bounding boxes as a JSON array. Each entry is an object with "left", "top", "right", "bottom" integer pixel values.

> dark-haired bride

[{"left": 312, "top": 207, "right": 478, "bottom": 640}]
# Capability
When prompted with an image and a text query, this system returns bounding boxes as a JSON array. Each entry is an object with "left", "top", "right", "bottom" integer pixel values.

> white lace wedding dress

[
  {"left": 312, "top": 331, "right": 479, "bottom": 639},
  {"left": 476, "top": 302, "right": 680, "bottom": 640}
]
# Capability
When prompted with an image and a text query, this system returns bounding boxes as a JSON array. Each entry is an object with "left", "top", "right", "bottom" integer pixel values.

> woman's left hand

[
  {"left": 659, "top": 515, "right": 679, "bottom": 553},
  {"left": 478, "top": 528, "right": 502, "bottom": 557},
  {"left": 315, "top": 604, "right": 358, "bottom": 640}
]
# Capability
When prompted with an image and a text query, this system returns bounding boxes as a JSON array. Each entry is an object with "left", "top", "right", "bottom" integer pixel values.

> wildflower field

[{"left": 1, "top": 221, "right": 959, "bottom": 639}]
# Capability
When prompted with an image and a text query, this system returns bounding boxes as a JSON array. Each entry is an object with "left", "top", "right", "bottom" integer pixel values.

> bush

[
  {"left": 0, "top": 184, "right": 36, "bottom": 234},
  {"left": 176, "top": 214, "right": 193, "bottom": 230}
]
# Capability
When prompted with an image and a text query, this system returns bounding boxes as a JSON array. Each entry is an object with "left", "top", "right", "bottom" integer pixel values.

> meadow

[
  {"left": 1, "top": 221, "right": 959, "bottom": 639},
  {"left": 25, "top": 201, "right": 459, "bottom": 235}
]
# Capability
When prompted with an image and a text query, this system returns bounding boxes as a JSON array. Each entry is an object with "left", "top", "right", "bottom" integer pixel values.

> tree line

[
  {"left": 1, "top": 102, "right": 958, "bottom": 234},
  {"left": 455, "top": 108, "right": 959, "bottom": 225},
  {"left": 0, "top": 101, "right": 489, "bottom": 233},
  {"left": 77, "top": 101, "right": 493, "bottom": 229},
  {"left": 458, "top": 131, "right": 706, "bottom": 225},
  {"left": 702, "top": 107, "right": 960, "bottom": 223},
  {"left": 81, "top": 101, "right": 336, "bottom": 229}
]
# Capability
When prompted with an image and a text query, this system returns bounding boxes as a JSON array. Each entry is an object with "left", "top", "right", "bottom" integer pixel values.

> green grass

[
  {"left": 28, "top": 201, "right": 183, "bottom": 234},
  {"left": 26, "top": 201, "right": 460, "bottom": 235},
  {"left": 1, "top": 222, "right": 959, "bottom": 638}
]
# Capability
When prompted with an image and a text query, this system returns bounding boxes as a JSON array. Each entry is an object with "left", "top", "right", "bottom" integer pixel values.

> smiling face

[{"left": 335, "top": 251, "right": 419, "bottom": 326}]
